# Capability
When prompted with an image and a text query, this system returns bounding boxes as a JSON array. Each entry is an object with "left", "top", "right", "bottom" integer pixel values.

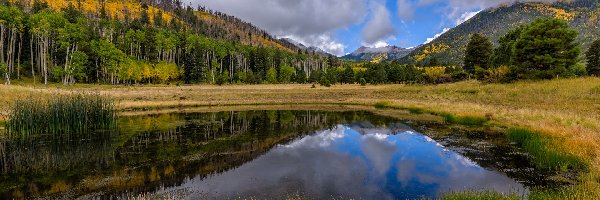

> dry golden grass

[{"left": 1, "top": 77, "right": 600, "bottom": 198}]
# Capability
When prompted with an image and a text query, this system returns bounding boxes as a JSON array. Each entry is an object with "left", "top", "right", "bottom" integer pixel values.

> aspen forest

[{"left": 0, "top": 0, "right": 338, "bottom": 85}]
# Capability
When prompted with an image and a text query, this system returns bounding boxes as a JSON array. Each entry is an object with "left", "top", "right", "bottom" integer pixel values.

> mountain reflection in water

[{"left": 152, "top": 123, "right": 527, "bottom": 199}]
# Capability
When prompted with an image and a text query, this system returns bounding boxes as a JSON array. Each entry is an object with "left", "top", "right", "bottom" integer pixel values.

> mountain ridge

[
  {"left": 398, "top": 0, "right": 600, "bottom": 66},
  {"left": 342, "top": 45, "right": 414, "bottom": 62}
]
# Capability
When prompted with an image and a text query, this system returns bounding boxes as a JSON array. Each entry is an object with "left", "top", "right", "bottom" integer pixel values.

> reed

[{"left": 6, "top": 93, "right": 117, "bottom": 136}]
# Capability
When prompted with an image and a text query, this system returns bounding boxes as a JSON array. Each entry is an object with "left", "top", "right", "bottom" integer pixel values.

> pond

[{"left": 0, "top": 110, "right": 553, "bottom": 199}]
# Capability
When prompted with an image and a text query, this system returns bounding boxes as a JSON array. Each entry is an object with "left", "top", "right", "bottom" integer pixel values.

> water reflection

[
  {"left": 152, "top": 123, "right": 526, "bottom": 199},
  {"left": 0, "top": 110, "right": 535, "bottom": 199}
]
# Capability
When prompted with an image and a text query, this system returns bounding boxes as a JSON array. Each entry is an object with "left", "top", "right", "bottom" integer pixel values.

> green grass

[
  {"left": 441, "top": 191, "right": 520, "bottom": 200},
  {"left": 407, "top": 107, "right": 425, "bottom": 114},
  {"left": 374, "top": 101, "right": 392, "bottom": 109},
  {"left": 6, "top": 93, "right": 117, "bottom": 136},
  {"left": 442, "top": 113, "right": 488, "bottom": 126},
  {"left": 506, "top": 128, "right": 586, "bottom": 171}
]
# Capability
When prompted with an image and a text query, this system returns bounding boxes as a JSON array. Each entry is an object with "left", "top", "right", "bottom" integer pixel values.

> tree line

[
  {"left": 463, "top": 17, "right": 599, "bottom": 82},
  {"left": 0, "top": 0, "right": 338, "bottom": 85}
]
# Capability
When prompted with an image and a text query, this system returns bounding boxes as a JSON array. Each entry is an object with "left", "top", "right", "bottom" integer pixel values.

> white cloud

[
  {"left": 417, "top": 0, "right": 558, "bottom": 24},
  {"left": 424, "top": 27, "right": 449, "bottom": 44},
  {"left": 455, "top": 10, "right": 481, "bottom": 25},
  {"left": 397, "top": 0, "right": 414, "bottom": 21},
  {"left": 364, "top": 41, "right": 391, "bottom": 48},
  {"left": 361, "top": 2, "right": 397, "bottom": 47},
  {"left": 190, "top": 0, "right": 368, "bottom": 56}
]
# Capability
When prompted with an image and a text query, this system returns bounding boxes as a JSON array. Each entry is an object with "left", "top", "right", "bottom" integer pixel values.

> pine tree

[
  {"left": 464, "top": 33, "right": 493, "bottom": 73},
  {"left": 492, "top": 25, "right": 525, "bottom": 67},
  {"left": 586, "top": 40, "right": 600, "bottom": 76},
  {"left": 513, "top": 18, "right": 579, "bottom": 79}
]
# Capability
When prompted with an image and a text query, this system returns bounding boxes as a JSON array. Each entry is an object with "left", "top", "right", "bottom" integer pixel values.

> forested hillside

[
  {"left": 399, "top": 0, "right": 600, "bottom": 66},
  {"left": 0, "top": 0, "right": 336, "bottom": 85}
]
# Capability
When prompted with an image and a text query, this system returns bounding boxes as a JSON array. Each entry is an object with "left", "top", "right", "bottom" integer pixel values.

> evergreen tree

[
  {"left": 513, "top": 18, "right": 580, "bottom": 79},
  {"left": 293, "top": 68, "right": 307, "bottom": 83},
  {"left": 140, "top": 4, "right": 150, "bottom": 26},
  {"left": 586, "top": 40, "right": 600, "bottom": 76},
  {"left": 341, "top": 66, "right": 355, "bottom": 84},
  {"left": 464, "top": 33, "right": 493, "bottom": 73},
  {"left": 492, "top": 25, "right": 525, "bottom": 67}
]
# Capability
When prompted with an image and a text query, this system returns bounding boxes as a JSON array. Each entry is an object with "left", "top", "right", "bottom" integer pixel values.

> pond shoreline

[{"left": 1, "top": 78, "right": 599, "bottom": 198}]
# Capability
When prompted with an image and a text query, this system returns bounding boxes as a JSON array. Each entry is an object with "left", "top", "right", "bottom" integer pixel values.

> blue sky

[{"left": 188, "top": 0, "right": 546, "bottom": 56}]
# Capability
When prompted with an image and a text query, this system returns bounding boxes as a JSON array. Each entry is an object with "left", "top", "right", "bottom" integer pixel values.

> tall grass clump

[
  {"left": 7, "top": 93, "right": 117, "bottom": 136},
  {"left": 507, "top": 128, "right": 586, "bottom": 172}
]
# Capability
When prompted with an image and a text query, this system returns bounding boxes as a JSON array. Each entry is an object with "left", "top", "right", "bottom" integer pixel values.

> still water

[{"left": 0, "top": 110, "right": 540, "bottom": 199}]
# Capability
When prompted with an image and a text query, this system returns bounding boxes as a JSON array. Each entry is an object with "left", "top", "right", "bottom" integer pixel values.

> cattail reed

[{"left": 6, "top": 93, "right": 117, "bottom": 136}]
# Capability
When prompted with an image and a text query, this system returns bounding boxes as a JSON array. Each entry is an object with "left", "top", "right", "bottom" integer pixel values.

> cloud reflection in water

[{"left": 158, "top": 123, "right": 527, "bottom": 199}]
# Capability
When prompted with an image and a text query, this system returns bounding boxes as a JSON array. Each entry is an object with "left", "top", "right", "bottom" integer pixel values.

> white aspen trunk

[
  {"left": 43, "top": 37, "right": 48, "bottom": 85},
  {"left": 17, "top": 33, "right": 21, "bottom": 79},
  {"left": 30, "top": 34, "right": 34, "bottom": 83},
  {"left": 0, "top": 25, "right": 5, "bottom": 64}
]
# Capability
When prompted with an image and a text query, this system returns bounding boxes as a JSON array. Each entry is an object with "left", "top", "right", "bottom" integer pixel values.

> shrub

[
  {"left": 484, "top": 65, "right": 510, "bottom": 83},
  {"left": 570, "top": 63, "right": 587, "bottom": 77}
]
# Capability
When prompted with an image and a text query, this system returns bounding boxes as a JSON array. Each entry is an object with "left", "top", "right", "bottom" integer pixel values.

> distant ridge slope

[
  {"left": 398, "top": 0, "right": 600, "bottom": 66},
  {"left": 38, "top": 0, "right": 303, "bottom": 52},
  {"left": 342, "top": 46, "right": 413, "bottom": 62}
]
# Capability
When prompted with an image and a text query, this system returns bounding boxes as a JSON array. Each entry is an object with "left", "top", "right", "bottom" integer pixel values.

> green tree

[
  {"left": 341, "top": 66, "right": 355, "bottom": 84},
  {"left": 91, "top": 39, "right": 126, "bottom": 84},
  {"left": 493, "top": 25, "right": 525, "bottom": 67},
  {"left": 293, "top": 68, "right": 307, "bottom": 83},
  {"left": 366, "top": 64, "right": 387, "bottom": 84},
  {"left": 464, "top": 33, "right": 493, "bottom": 73},
  {"left": 266, "top": 67, "right": 277, "bottom": 83},
  {"left": 586, "top": 40, "right": 600, "bottom": 76},
  {"left": 513, "top": 18, "right": 580, "bottom": 79},
  {"left": 65, "top": 51, "right": 88, "bottom": 84},
  {"left": 308, "top": 69, "right": 322, "bottom": 83},
  {"left": 216, "top": 70, "right": 229, "bottom": 85},
  {"left": 279, "top": 64, "right": 294, "bottom": 83}
]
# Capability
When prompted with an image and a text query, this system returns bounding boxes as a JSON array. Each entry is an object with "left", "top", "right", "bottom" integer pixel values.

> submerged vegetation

[{"left": 6, "top": 94, "right": 116, "bottom": 136}]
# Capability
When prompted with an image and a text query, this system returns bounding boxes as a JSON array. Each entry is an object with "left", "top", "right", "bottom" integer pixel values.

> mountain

[
  {"left": 41, "top": 0, "right": 300, "bottom": 52},
  {"left": 342, "top": 46, "right": 413, "bottom": 62},
  {"left": 280, "top": 38, "right": 332, "bottom": 56},
  {"left": 398, "top": 0, "right": 600, "bottom": 66}
]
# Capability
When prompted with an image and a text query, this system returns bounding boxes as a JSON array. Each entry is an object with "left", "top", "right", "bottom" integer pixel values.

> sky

[{"left": 183, "top": 0, "right": 555, "bottom": 56}]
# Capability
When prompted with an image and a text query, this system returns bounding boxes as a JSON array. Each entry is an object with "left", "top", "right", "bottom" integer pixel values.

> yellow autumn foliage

[
  {"left": 15, "top": 0, "right": 174, "bottom": 25},
  {"left": 414, "top": 43, "right": 450, "bottom": 62},
  {"left": 530, "top": 3, "right": 576, "bottom": 21}
]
